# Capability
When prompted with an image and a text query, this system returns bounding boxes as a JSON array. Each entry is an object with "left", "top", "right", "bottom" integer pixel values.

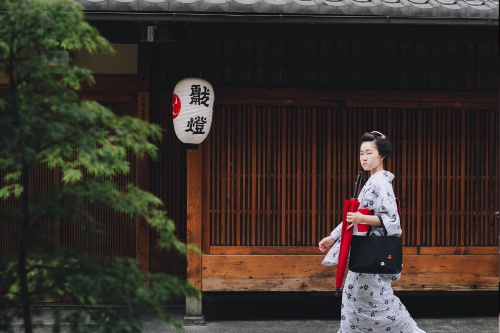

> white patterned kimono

[{"left": 329, "top": 170, "right": 419, "bottom": 333}]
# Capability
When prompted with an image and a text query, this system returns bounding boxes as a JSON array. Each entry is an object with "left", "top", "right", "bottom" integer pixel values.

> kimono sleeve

[
  {"left": 372, "top": 183, "right": 401, "bottom": 237},
  {"left": 330, "top": 222, "right": 343, "bottom": 241}
]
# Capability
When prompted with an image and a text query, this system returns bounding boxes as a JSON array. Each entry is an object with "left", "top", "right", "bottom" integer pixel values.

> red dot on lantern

[{"left": 172, "top": 94, "right": 181, "bottom": 119}]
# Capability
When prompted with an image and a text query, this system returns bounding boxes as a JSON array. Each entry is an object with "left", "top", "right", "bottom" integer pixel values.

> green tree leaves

[{"left": 0, "top": 0, "right": 199, "bottom": 332}]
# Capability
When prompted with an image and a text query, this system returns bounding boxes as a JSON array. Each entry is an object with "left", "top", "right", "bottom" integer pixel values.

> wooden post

[{"left": 184, "top": 145, "right": 204, "bottom": 325}]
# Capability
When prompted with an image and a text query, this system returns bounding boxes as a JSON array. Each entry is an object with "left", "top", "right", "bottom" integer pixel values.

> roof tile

[{"left": 77, "top": 0, "right": 499, "bottom": 21}]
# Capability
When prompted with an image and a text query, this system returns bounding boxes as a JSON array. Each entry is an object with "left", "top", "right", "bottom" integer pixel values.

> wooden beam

[
  {"left": 185, "top": 145, "right": 205, "bottom": 325},
  {"left": 209, "top": 246, "right": 420, "bottom": 255},
  {"left": 202, "top": 254, "right": 499, "bottom": 292},
  {"left": 215, "top": 87, "right": 498, "bottom": 108},
  {"left": 418, "top": 246, "right": 499, "bottom": 255},
  {"left": 186, "top": 146, "right": 203, "bottom": 289}
]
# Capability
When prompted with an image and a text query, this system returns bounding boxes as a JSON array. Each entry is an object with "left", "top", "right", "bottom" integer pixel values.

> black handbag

[
  {"left": 349, "top": 233, "right": 403, "bottom": 274},
  {"left": 348, "top": 198, "right": 403, "bottom": 274}
]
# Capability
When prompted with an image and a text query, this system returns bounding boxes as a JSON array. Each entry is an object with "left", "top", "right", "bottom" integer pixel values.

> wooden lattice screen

[
  {"left": 207, "top": 105, "right": 499, "bottom": 249},
  {"left": 0, "top": 163, "right": 58, "bottom": 262},
  {"left": 0, "top": 101, "right": 136, "bottom": 260},
  {"left": 149, "top": 93, "right": 187, "bottom": 243},
  {"left": 60, "top": 101, "right": 135, "bottom": 258}
]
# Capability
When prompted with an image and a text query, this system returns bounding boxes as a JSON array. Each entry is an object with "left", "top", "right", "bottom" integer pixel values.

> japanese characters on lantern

[{"left": 172, "top": 78, "right": 214, "bottom": 145}]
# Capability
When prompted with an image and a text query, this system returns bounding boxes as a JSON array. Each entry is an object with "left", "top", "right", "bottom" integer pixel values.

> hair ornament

[{"left": 370, "top": 131, "right": 386, "bottom": 139}]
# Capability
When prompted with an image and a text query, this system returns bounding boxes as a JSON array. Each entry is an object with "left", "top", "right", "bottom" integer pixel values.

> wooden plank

[
  {"left": 209, "top": 246, "right": 419, "bottom": 255},
  {"left": 420, "top": 101, "right": 498, "bottom": 110},
  {"left": 201, "top": 254, "right": 499, "bottom": 292},
  {"left": 392, "top": 255, "right": 499, "bottom": 290},
  {"left": 345, "top": 100, "right": 419, "bottom": 108},
  {"left": 189, "top": 23, "right": 497, "bottom": 44},
  {"left": 419, "top": 246, "right": 499, "bottom": 255},
  {"left": 217, "top": 96, "right": 498, "bottom": 109},
  {"left": 187, "top": 146, "right": 203, "bottom": 289},
  {"left": 216, "top": 87, "right": 498, "bottom": 105},
  {"left": 216, "top": 97, "right": 340, "bottom": 107}
]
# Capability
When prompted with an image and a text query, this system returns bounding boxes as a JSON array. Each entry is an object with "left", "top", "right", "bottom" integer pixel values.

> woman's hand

[
  {"left": 346, "top": 211, "right": 364, "bottom": 229},
  {"left": 346, "top": 212, "right": 381, "bottom": 229},
  {"left": 318, "top": 236, "right": 335, "bottom": 252}
]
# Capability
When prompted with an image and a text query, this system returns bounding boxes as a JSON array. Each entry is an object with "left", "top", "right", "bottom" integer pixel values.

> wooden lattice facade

[
  {"left": 195, "top": 89, "right": 498, "bottom": 292},
  {"left": 1, "top": 22, "right": 498, "bottom": 293},
  {"left": 206, "top": 103, "right": 498, "bottom": 249}
]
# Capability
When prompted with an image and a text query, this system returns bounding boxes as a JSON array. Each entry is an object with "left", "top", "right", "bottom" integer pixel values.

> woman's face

[{"left": 360, "top": 141, "right": 384, "bottom": 174}]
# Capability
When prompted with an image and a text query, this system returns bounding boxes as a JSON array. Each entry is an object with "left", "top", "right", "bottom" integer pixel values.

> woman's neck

[{"left": 370, "top": 165, "right": 384, "bottom": 176}]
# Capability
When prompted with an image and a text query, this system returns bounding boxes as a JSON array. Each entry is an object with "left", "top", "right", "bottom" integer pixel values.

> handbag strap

[{"left": 396, "top": 197, "right": 401, "bottom": 217}]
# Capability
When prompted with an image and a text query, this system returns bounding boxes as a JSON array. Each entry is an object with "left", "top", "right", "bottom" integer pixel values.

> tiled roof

[{"left": 77, "top": 0, "right": 498, "bottom": 22}]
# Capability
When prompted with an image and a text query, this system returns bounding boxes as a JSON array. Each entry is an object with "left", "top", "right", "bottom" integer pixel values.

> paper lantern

[{"left": 172, "top": 78, "right": 214, "bottom": 145}]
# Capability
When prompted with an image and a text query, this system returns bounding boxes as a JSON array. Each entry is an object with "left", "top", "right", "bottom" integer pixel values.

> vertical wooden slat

[
  {"left": 271, "top": 107, "right": 278, "bottom": 245},
  {"left": 416, "top": 109, "right": 422, "bottom": 245},
  {"left": 266, "top": 109, "right": 272, "bottom": 245},
  {"left": 136, "top": 45, "right": 151, "bottom": 272},
  {"left": 311, "top": 108, "right": 317, "bottom": 245},
  {"left": 255, "top": 107, "right": 261, "bottom": 246},
  {"left": 202, "top": 134, "right": 211, "bottom": 254},
  {"left": 460, "top": 109, "right": 466, "bottom": 245},
  {"left": 431, "top": 110, "right": 438, "bottom": 246},
  {"left": 136, "top": 92, "right": 150, "bottom": 275},
  {"left": 487, "top": 109, "right": 497, "bottom": 244},
  {"left": 325, "top": 109, "right": 332, "bottom": 237},
  {"left": 295, "top": 108, "right": 302, "bottom": 245},
  {"left": 251, "top": 107, "right": 257, "bottom": 246},
  {"left": 244, "top": 106, "right": 250, "bottom": 245},
  {"left": 281, "top": 108, "right": 287, "bottom": 246},
  {"left": 227, "top": 108, "right": 232, "bottom": 246},
  {"left": 235, "top": 110, "right": 241, "bottom": 246},
  {"left": 214, "top": 108, "right": 220, "bottom": 246},
  {"left": 445, "top": 110, "right": 451, "bottom": 245},
  {"left": 209, "top": 110, "right": 215, "bottom": 246}
]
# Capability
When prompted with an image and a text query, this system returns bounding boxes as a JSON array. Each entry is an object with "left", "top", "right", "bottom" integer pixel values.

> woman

[{"left": 319, "top": 131, "right": 425, "bottom": 333}]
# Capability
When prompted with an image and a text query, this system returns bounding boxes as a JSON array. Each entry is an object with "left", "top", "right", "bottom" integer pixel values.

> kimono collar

[{"left": 370, "top": 170, "right": 395, "bottom": 183}]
